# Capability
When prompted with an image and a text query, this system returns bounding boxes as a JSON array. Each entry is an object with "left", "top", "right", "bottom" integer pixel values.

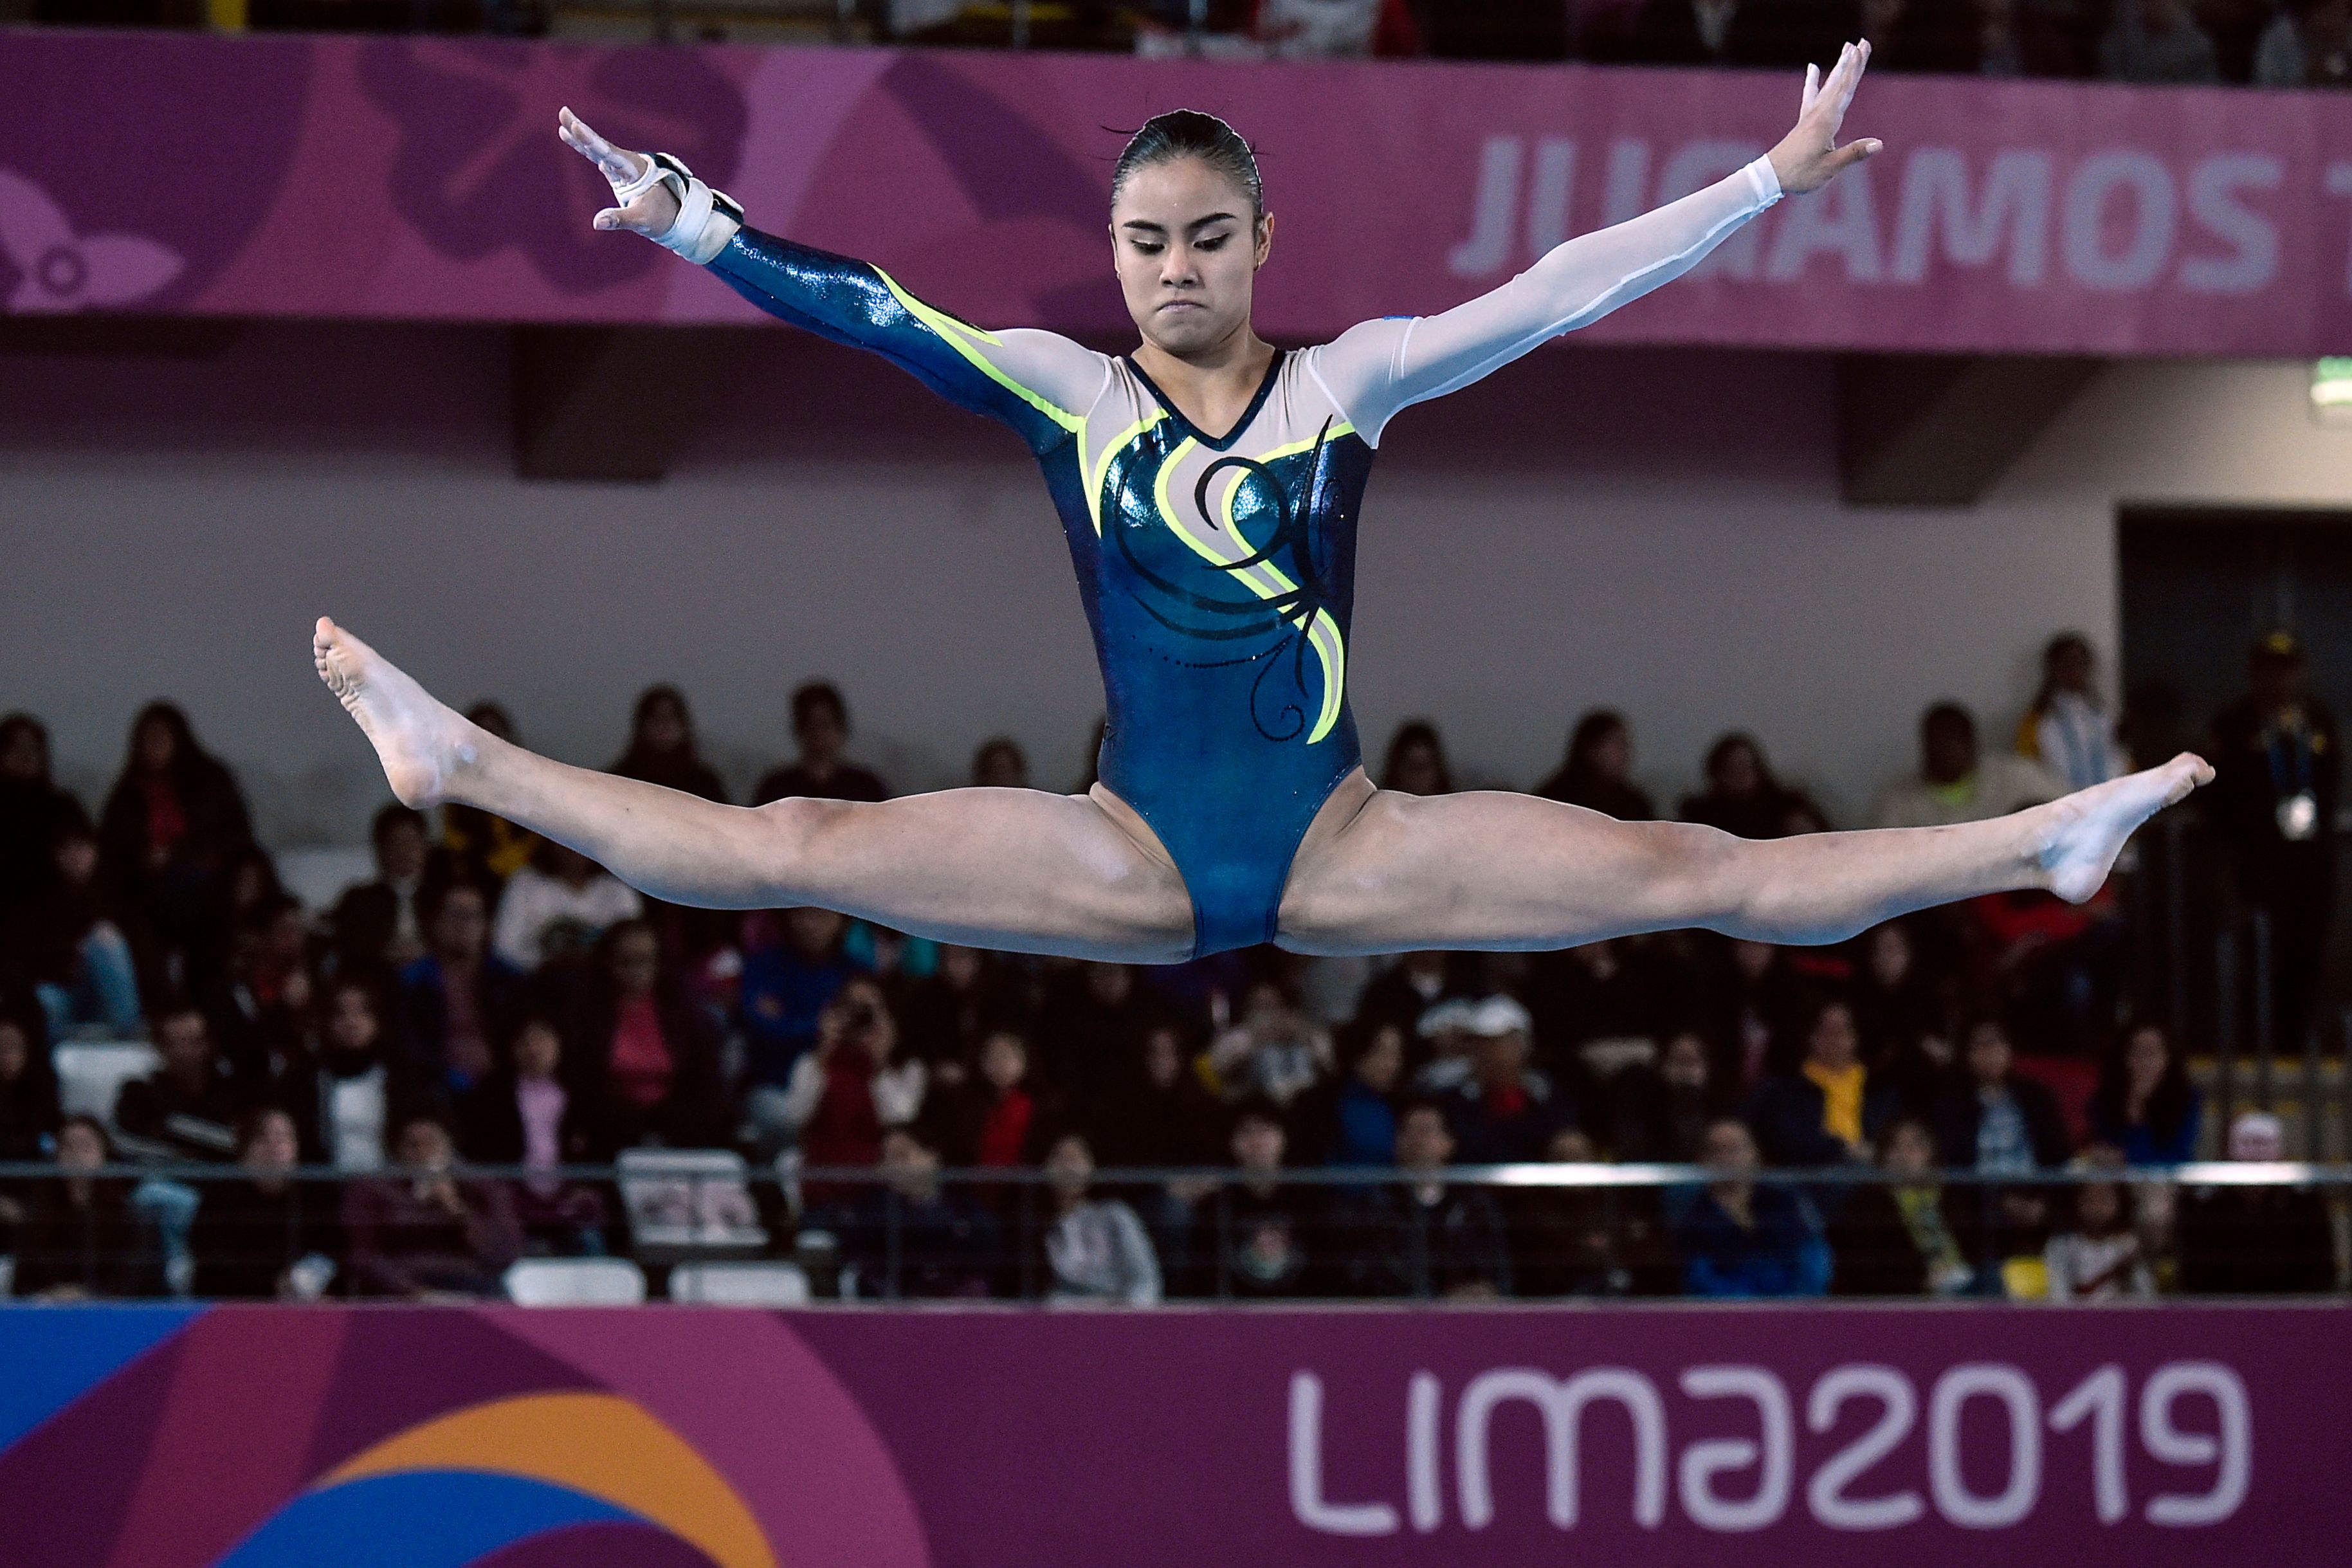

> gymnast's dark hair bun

[{"left": 1111, "top": 109, "right": 1264, "bottom": 223}]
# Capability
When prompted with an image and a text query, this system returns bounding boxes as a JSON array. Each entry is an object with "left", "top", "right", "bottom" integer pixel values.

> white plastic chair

[
  {"left": 53, "top": 1040, "right": 161, "bottom": 1124},
  {"left": 503, "top": 1257, "right": 648, "bottom": 1306},
  {"left": 617, "top": 1149, "right": 769, "bottom": 1259},
  {"left": 668, "top": 1260, "right": 810, "bottom": 1306}
]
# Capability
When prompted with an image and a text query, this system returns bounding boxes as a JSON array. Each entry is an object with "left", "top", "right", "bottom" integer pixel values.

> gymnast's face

[{"left": 1110, "top": 157, "right": 1272, "bottom": 356}]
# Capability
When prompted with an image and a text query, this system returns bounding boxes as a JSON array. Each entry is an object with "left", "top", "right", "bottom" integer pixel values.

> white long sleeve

[{"left": 1307, "top": 158, "right": 1781, "bottom": 445}]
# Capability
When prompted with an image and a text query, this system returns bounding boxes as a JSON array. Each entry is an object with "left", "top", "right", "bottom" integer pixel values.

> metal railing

[{"left": 2, "top": 1159, "right": 2344, "bottom": 1305}]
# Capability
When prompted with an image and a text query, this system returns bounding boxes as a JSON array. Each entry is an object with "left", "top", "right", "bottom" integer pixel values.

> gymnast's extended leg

[
  {"left": 1273, "top": 754, "right": 2211, "bottom": 956},
  {"left": 312, "top": 618, "right": 1194, "bottom": 962}
]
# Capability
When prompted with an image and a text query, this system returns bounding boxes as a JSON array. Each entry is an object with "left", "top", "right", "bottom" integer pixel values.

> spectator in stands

[
  {"left": 754, "top": 681, "right": 888, "bottom": 805},
  {"left": 1608, "top": 1030, "right": 1720, "bottom": 1163},
  {"left": 341, "top": 1112, "right": 522, "bottom": 1299},
  {"left": 1829, "top": 1117, "right": 1973, "bottom": 1295},
  {"left": 97, "top": 701, "right": 255, "bottom": 994},
  {"left": 2254, "top": 0, "right": 2352, "bottom": 83},
  {"left": 281, "top": 974, "right": 428, "bottom": 1171},
  {"left": 1622, "top": 0, "right": 1830, "bottom": 66},
  {"left": 460, "top": 1016, "right": 609, "bottom": 1255},
  {"left": 2206, "top": 632, "right": 2340, "bottom": 1059},
  {"left": 826, "top": 1125, "right": 1004, "bottom": 1300},
  {"left": 1850, "top": 920, "right": 1952, "bottom": 1113},
  {"left": 969, "top": 737, "right": 1030, "bottom": 789},
  {"left": 2043, "top": 1159, "right": 2156, "bottom": 1300},
  {"left": 1199, "top": 976, "right": 1333, "bottom": 1113},
  {"left": 399, "top": 879, "right": 527, "bottom": 1097},
  {"left": 12, "top": 1115, "right": 149, "bottom": 1300},
  {"left": 1745, "top": 997, "right": 1900, "bottom": 1167},
  {"left": 1508, "top": 1126, "right": 1647, "bottom": 1297},
  {"left": 889, "top": 942, "right": 1033, "bottom": 1070},
  {"left": 1679, "top": 733, "right": 1806, "bottom": 842},
  {"left": 1378, "top": 720, "right": 1453, "bottom": 796},
  {"left": 1337, "top": 1101, "right": 1513, "bottom": 1299},
  {"left": 778, "top": 979, "right": 927, "bottom": 1172},
  {"left": 1091, "top": 1021, "right": 1223, "bottom": 1168},
  {"left": 2018, "top": 634, "right": 2128, "bottom": 793},
  {"left": 739, "top": 906, "right": 862, "bottom": 1099},
  {"left": 1445, "top": 1001, "right": 1574, "bottom": 1163},
  {"left": 2178, "top": 1111, "right": 2337, "bottom": 1294},
  {"left": 1248, "top": 0, "right": 1423, "bottom": 55},
  {"left": 926, "top": 1025, "right": 1030, "bottom": 1171},
  {"left": 610, "top": 684, "right": 729, "bottom": 803},
  {"left": 1972, "top": 0, "right": 2027, "bottom": 71},
  {"left": 0, "top": 1010, "right": 60, "bottom": 1166},
  {"left": 1875, "top": 702, "right": 2062, "bottom": 830},
  {"left": 1524, "top": 936, "right": 1670, "bottom": 1065},
  {"left": 188, "top": 1106, "right": 337, "bottom": 1300},
  {"left": 1034, "top": 960, "right": 1156, "bottom": 1102},
  {"left": 0, "top": 712, "right": 87, "bottom": 927},
  {"left": 1351, "top": 949, "right": 1459, "bottom": 1039},
  {"left": 17, "top": 819, "right": 143, "bottom": 1041},
  {"left": 1205, "top": 1100, "right": 1322, "bottom": 1298},
  {"left": 1536, "top": 709, "right": 1655, "bottom": 821},
  {"left": 1323, "top": 1020, "right": 1405, "bottom": 1165},
  {"left": 489, "top": 841, "right": 641, "bottom": 973},
  {"left": 1690, "top": 936, "right": 1808, "bottom": 1091},
  {"left": 207, "top": 895, "right": 315, "bottom": 1086},
  {"left": 1933, "top": 1016, "right": 2070, "bottom": 1271},
  {"left": 2099, "top": 0, "right": 2222, "bottom": 77},
  {"left": 1675, "top": 1117, "right": 1832, "bottom": 1297},
  {"left": 567, "top": 919, "right": 730, "bottom": 1149},
  {"left": 1041, "top": 1131, "right": 1163, "bottom": 1305},
  {"left": 440, "top": 702, "right": 536, "bottom": 888},
  {"left": 2086, "top": 1023, "right": 2201, "bottom": 1163},
  {"left": 329, "top": 805, "right": 434, "bottom": 974},
  {"left": 114, "top": 1003, "right": 245, "bottom": 1162}
]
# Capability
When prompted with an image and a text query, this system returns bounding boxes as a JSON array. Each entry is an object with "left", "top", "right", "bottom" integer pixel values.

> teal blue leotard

[{"left": 670, "top": 157, "right": 1781, "bottom": 956}]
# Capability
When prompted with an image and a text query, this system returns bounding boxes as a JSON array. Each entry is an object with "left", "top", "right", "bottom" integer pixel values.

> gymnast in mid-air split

[{"left": 315, "top": 40, "right": 2211, "bottom": 965}]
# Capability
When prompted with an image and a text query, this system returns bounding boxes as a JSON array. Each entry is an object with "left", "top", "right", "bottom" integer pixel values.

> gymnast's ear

[{"left": 1254, "top": 208, "right": 1275, "bottom": 269}]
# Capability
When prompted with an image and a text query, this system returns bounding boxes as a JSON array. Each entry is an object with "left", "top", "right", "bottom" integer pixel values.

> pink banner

[
  {"left": 0, "top": 1302, "right": 2346, "bottom": 1566},
  {"left": 3, "top": 31, "right": 2349, "bottom": 355}
]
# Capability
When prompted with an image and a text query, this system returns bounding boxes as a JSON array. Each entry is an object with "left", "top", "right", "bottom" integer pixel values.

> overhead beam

[
  {"left": 511, "top": 325, "right": 747, "bottom": 482},
  {"left": 1838, "top": 353, "right": 2105, "bottom": 506}
]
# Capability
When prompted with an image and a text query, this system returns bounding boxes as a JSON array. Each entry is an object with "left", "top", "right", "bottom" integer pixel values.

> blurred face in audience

[
  {"left": 794, "top": 699, "right": 846, "bottom": 765},
  {"left": 637, "top": 692, "right": 689, "bottom": 755},
  {"left": 1396, "top": 1106, "right": 1454, "bottom": 1171},
  {"left": 514, "top": 1020, "right": 562, "bottom": 1080},
  {"left": 1353, "top": 1026, "right": 1404, "bottom": 1094},
  {"left": 134, "top": 714, "right": 178, "bottom": 772},
  {"left": 1475, "top": 1029, "right": 1529, "bottom": 1090},
  {"left": 1387, "top": 738, "right": 1446, "bottom": 797},
  {"left": 785, "top": 906, "right": 846, "bottom": 959},
  {"left": 398, "top": 1118, "right": 455, "bottom": 1172},
  {"left": 1086, "top": 962, "right": 1134, "bottom": 1004},
  {"left": 980, "top": 1032, "right": 1028, "bottom": 1092},
  {"left": 972, "top": 740, "right": 1028, "bottom": 790},
  {"left": 378, "top": 817, "right": 428, "bottom": 884},
  {"left": 1110, "top": 155, "right": 1269, "bottom": 356},
  {"left": 1731, "top": 940, "right": 1774, "bottom": 981},
  {"left": 433, "top": 887, "right": 489, "bottom": 963},
  {"left": 0, "top": 724, "right": 42, "bottom": 781},
  {"left": 1142, "top": 1026, "right": 1184, "bottom": 1089},
  {"left": 882, "top": 1129, "right": 940, "bottom": 1200},
  {"left": 2228, "top": 1115, "right": 2284, "bottom": 1162},
  {"left": 1806, "top": 1004, "right": 1859, "bottom": 1072},
  {"left": 243, "top": 1109, "right": 299, "bottom": 1178},
  {"left": 2125, "top": 1027, "right": 2169, "bottom": 1102},
  {"left": 1883, "top": 1120, "right": 1935, "bottom": 1177},
  {"left": 1965, "top": 1023, "right": 2012, "bottom": 1087},
  {"left": 324, "top": 984, "right": 379, "bottom": 1057},
  {"left": 1711, "top": 740, "right": 1761, "bottom": 798},
  {"left": 2048, "top": 639, "right": 2093, "bottom": 697},
  {"left": 1701, "top": 1119, "right": 1758, "bottom": 1178},
  {"left": 57, "top": 1119, "right": 106, "bottom": 1173},
  {"left": 1661, "top": 1033, "right": 1709, "bottom": 1089},
  {"left": 2076, "top": 1180, "right": 2122, "bottom": 1235},
  {"left": 1922, "top": 713, "right": 1976, "bottom": 785},
  {"left": 1232, "top": 1114, "right": 1284, "bottom": 1174},
  {"left": 1046, "top": 1135, "right": 1094, "bottom": 1201},
  {"left": 55, "top": 831, "right": 99, "bottom": 889},
  {"left": 1587, "top": 723, "right": 1632, "bottom": 782},
  {"left": 940, "top": 945, "right": 983, "bottom": 990},
  {"left": 0, "top": 1022, "right": 26, "bottom": 1085},
  {"left": 1867, "top": 924, "right": 1912, "bottom": 988},
  {"left": 158, "top": 1011, "right": 212, "bottom": 1084},
  {"left": 1546, "top": 1127, "right": 1596, "bottom": 1162},
  {"left": 608, "top": 925, "right": 661, "bottom": 999}
]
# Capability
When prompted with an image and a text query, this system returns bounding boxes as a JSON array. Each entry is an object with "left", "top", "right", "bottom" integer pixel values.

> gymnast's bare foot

[
  {"left": 313, "top": 617, "right": 479, "bottom": 808},
  {"left": 2036, "top": 752, "right": 2214, "bottom": 904}
]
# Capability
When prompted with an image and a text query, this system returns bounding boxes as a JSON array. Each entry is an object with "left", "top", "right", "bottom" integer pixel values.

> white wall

[{"left": 3, "top": 325, "right": 2349, "bottom": 848}]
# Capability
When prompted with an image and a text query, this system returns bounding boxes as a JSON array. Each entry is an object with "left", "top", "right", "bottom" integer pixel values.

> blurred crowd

[
  {"left": 15, "top": 0, "right": 2350, "bottom": 89},
  {"left": 0, "top": 626, "right": 2342, "bottom": 1304}
]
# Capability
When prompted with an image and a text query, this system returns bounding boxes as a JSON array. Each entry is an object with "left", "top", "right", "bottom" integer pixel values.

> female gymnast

[{"left": 315, "top": 41, "right": 2210, "bottom": 965}]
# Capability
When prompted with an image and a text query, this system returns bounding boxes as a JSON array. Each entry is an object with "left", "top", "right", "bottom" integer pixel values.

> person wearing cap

[
  {"left": 2206, "top": 632, "right": 2340, "bottom": 1056},
  {"left": 2176, "top": 1111, "right": 2337, "bottom": 1295},
  {"left": 1440, "top": 996, "right": 1576, "bottom": 1164}
]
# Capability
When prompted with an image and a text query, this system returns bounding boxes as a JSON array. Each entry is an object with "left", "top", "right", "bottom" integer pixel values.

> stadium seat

[
  {"left": 503, "top": 1257, "right": 648, "bottom": 1306},
  {"left": 668, "top": 1261, "right": 811, "bottom": 1306},
  {"left": 616, "top": 1149, "right": 769, "bottom": 1261},
  {"left": 53, "top": 1041, "right": 161, "bottom": 1126}
]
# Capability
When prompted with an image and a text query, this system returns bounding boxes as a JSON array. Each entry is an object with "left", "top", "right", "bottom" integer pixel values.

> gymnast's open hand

[
  {"left": 557, "top": 106, "right": 682, "bottom": 238},
  {"left": 1767, "top": 40, "right": 1883, "bottom": 196}
]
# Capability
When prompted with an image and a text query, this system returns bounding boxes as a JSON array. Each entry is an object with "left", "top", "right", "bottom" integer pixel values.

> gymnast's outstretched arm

[
  {"left": 557, "top": 108, "right": 1106, "bottom": 455},
  {"left": 1308, "top": 41, "right": 1884, "bottom": 444}
]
